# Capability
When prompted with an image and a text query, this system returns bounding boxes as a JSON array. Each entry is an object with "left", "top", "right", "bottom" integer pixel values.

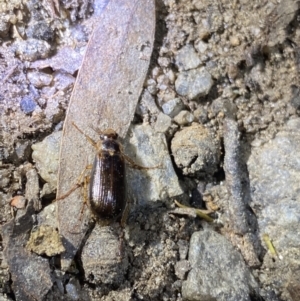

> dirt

[{"left": 0, "top": 0, "right": 300, "bottom": 300}]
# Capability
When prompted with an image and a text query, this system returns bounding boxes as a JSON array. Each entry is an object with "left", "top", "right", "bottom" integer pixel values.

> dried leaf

[{"left": 56, "top": 0, "right": 155, "bottom": 270}]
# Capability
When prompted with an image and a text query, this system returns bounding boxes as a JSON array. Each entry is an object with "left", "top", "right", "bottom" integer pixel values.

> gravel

[{"left": 175, "top": 67, "right": 213, "bottom": 100}]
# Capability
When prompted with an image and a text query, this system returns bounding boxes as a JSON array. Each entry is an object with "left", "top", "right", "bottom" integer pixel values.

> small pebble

[
  {"left": 171, "top": 123, "right": 220, "bottom": 176},
  {"left": 193, "top": 107, "right": 208, "bottom": 124},
  {"left": 20, "top": 96, "right": 36, "bottom": 114},
  {"left": 230, "top": 36, "right": 240, "bottom": 47},
  {"left": 27, "top": 71, "right": 53, "bottom": 88},
  {"left": 194, "top": 40, "right": 208, "bottom": 53},
  {"left": 26, "top": 225, "right": 65, "bottom": 257},
  {"left": 173, "top": 110, "right": 194, "bottom": 125},
  {"left": 175, "top": 260, "right": 191, "bottom": 280},
  {"left": 175, "top": 44, "right": 201, "bottom": 71},
  {"left": 32, "top": 131, "right": 61, "bottom": 190},
  {"left": 15, "top": 38, "right": 51, "bottom": 61},
  {"left": 175, "top": 67, "right": 213, "bottom": 100},
  {"left": 162, "top": 98, "right": 185, "bottom": 117},
  {"left": 154, "top": 112, "right": 172, "bottom": 133}
]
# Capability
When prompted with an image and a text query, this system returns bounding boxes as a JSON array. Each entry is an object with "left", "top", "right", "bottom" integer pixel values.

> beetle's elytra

[{"left": 89, "top": 129, "right": 126, "bottom": 222}]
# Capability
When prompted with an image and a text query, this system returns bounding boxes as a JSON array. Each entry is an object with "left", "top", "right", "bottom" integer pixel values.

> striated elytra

[{"left": 89, "top": 130, "right": 126, "bottom": 222}]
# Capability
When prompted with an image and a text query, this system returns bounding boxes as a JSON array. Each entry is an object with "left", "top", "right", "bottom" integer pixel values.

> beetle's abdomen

[{"left": 89, "top": 150, "right": 126, "bottom": 221}]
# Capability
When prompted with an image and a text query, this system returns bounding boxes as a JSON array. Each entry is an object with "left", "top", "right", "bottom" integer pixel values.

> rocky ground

[{"left": 1, "top": 0, "right": 300, "bottom": 300}]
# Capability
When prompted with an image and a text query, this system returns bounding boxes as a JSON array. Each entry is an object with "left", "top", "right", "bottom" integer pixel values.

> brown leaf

[{"left": 56, "top": 0, "right": 156, "bottom": 270}]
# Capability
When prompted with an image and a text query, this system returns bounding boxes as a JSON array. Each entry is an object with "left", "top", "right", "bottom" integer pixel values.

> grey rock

[
  {"left": 20, "top": 96, "right": 36, "bottom": 114},
  {"left": 44, "top": 100, "right": 64, "bottom": 123},
  {"left": 15, "top": 38, "right": 51, "bottom": 62},
  {"left": 177, "top": 239, "right": 189, "bottom": 260},
  {"left": 182, "top": 230, "right": 259, "bottom": 301},
  {"left": 2, "top": 201, "right": 52, "bottom": 301},
  {"left": 53, "top": 71, "right": 75, "bottom": 91},
  {"left": 37, "top": 203, "right": 58, "bottom": 229},
  {"left": 193, "top": 107, "right": 208, "bottom": 124},
  {"left": 259, "top": 198, "right": 300, "bottom": 252},
  {"left": 146, "top": 78, "right": 157, "bottom": 95},
  {"left": 10, "top": 139, "right": 32, "bottom": 164},
  {"left": 139, "top": 89, "right": 160, "bottom": 115},
  {"left": 154, "top": 112, "right": 172, "bottom": 133},
  {"left": 32, "top": 131, "right": 61, "bottom": 190},
  {"left": 206, "top": 5, "right": 224, "bottom": 33},
  {"left": 25, "top": 168, "right": 40, "bottom": 211},
  {"left": 40, "top": 183, "right": 55, "bottom": 199},
  {"left": 173, "top": 110, "right": 194, "bottom": 125},
  {"left": 65, "top": 278, "right": 82, "bottom": 300},
  {"left": 248, "top": 118, "right": 300, "bottom": 208},
  {"left": 0, "top": 14, "right": 10, "bottom": 38},
  {"left": 175, "top": 67, "right": 213, "bottom": 100},
  {"left": 162, "top": 98, "right": 184, "bottom": 117},
  {"left": 124, "top": 124, "right": 183, "bottom": 203},
  {"left": 81, "top": 223, "right": 128, "bottom": 285},
  {"left": 194, "top": 40, "right": 208, "bottom": 53},
  {"left": 248, "top": 118, "right": 300, "bottom": 300},
  {"left": 175, "top": 44, "right": 201, "bottom": 71},
  {"left": 27, "top": 71, "right": 53, "bottom": 88},
  {"left": 171, "top": 123, "right": 220, "bottom": 176},
  {"left": 175, "top": 260, "right": 190, "bottom": 280}
]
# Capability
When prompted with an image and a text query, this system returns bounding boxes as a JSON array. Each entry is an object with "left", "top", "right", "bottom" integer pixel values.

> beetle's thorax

[{"left": 97, "top": 138, "right": 121, "bottom": 156}]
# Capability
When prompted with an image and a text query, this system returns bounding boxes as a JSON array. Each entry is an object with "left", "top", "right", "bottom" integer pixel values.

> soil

[{"left": 0, "top": 0, "right": 300, "bottom": 300}]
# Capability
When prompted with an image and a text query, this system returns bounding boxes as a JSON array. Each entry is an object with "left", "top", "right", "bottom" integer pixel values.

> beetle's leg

[
  {"left": 72, "top": 122, "right": 97, "bottom": 148},
  {"left": 78, "top": 175, "right": 90, "bottom": 221},
  {"left": 55, "top": 164, "right": 92, "bottom": 202}
]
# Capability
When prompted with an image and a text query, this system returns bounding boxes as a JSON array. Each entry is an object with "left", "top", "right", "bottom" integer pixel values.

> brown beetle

[
  {"left": 57, "top": 123, "right": 155, "bottom": 226},
  {"left": 88, "top": 128, "right": 127, "bottom": 224}
]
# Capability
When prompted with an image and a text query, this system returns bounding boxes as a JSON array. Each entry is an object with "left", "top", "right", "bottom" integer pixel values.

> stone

[
  {"left": 20, "top": 96, "right": 36, "bottom": 114},
  {"left": 171, "top": 123, "right": 220, "bottom": 176},
  {"left": 173, "top": 110, "right": 194, "bottom": 125},
  {"left": 27, "top": 70, "right": 53, "bottom": 88},
  {"left": 175, "top": 260, "right": 190, "bottom": 280},
  {"left": 248, "top": 118, "right": 300, "bottom": 300},
  {"left": 26, "top": 225, "right": 65, "bottom": 257},
  {"left": 25, "top": 168, "right": 40, "bottom": 211},
  {"left": 162, "top": 98, "right": 184, "bottom": 117},
  {"left": 81, "top": 223, "right": 128, "bottom": 285},
  {"left": 175, "top": 44, "right": 201, "bottom": 71},
  {"left": 124, "top": 124, "right": 183, "bottom": 203},
  {"left": 248, "top": 118, "right": 300, "bottom": 208},
  {"left": 2, "top": 202, "right": 53, "bottom": 301},
  {"left": 32, "top": 131, "right": 61, "bottom": 190},
  {"left": 15, "top": 38, "right": 51, "bottom": 62},
  {"left": 194, "top": 39, "right": 208, "bottom": 53},
  {"left": 182, "top": 230, "right": 259, "bottom": 301},
  {"left": 154, "top": 112, "right": 172, "bottom": 133},
  {"left": 175, "top": 68, "right": 213, "bottom": 100}
]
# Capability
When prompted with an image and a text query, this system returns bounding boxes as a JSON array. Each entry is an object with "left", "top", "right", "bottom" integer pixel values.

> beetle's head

[{"left": 100, "top": 129, "right": 118, "bottom": 140}]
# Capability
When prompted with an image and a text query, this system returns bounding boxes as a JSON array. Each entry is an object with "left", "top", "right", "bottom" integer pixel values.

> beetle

[
  {"left": 57, "top": 122, "right": 155, "bottom": 227},
  {"left": 88, "top": 128, "right": 127, "bottom": 224}
]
